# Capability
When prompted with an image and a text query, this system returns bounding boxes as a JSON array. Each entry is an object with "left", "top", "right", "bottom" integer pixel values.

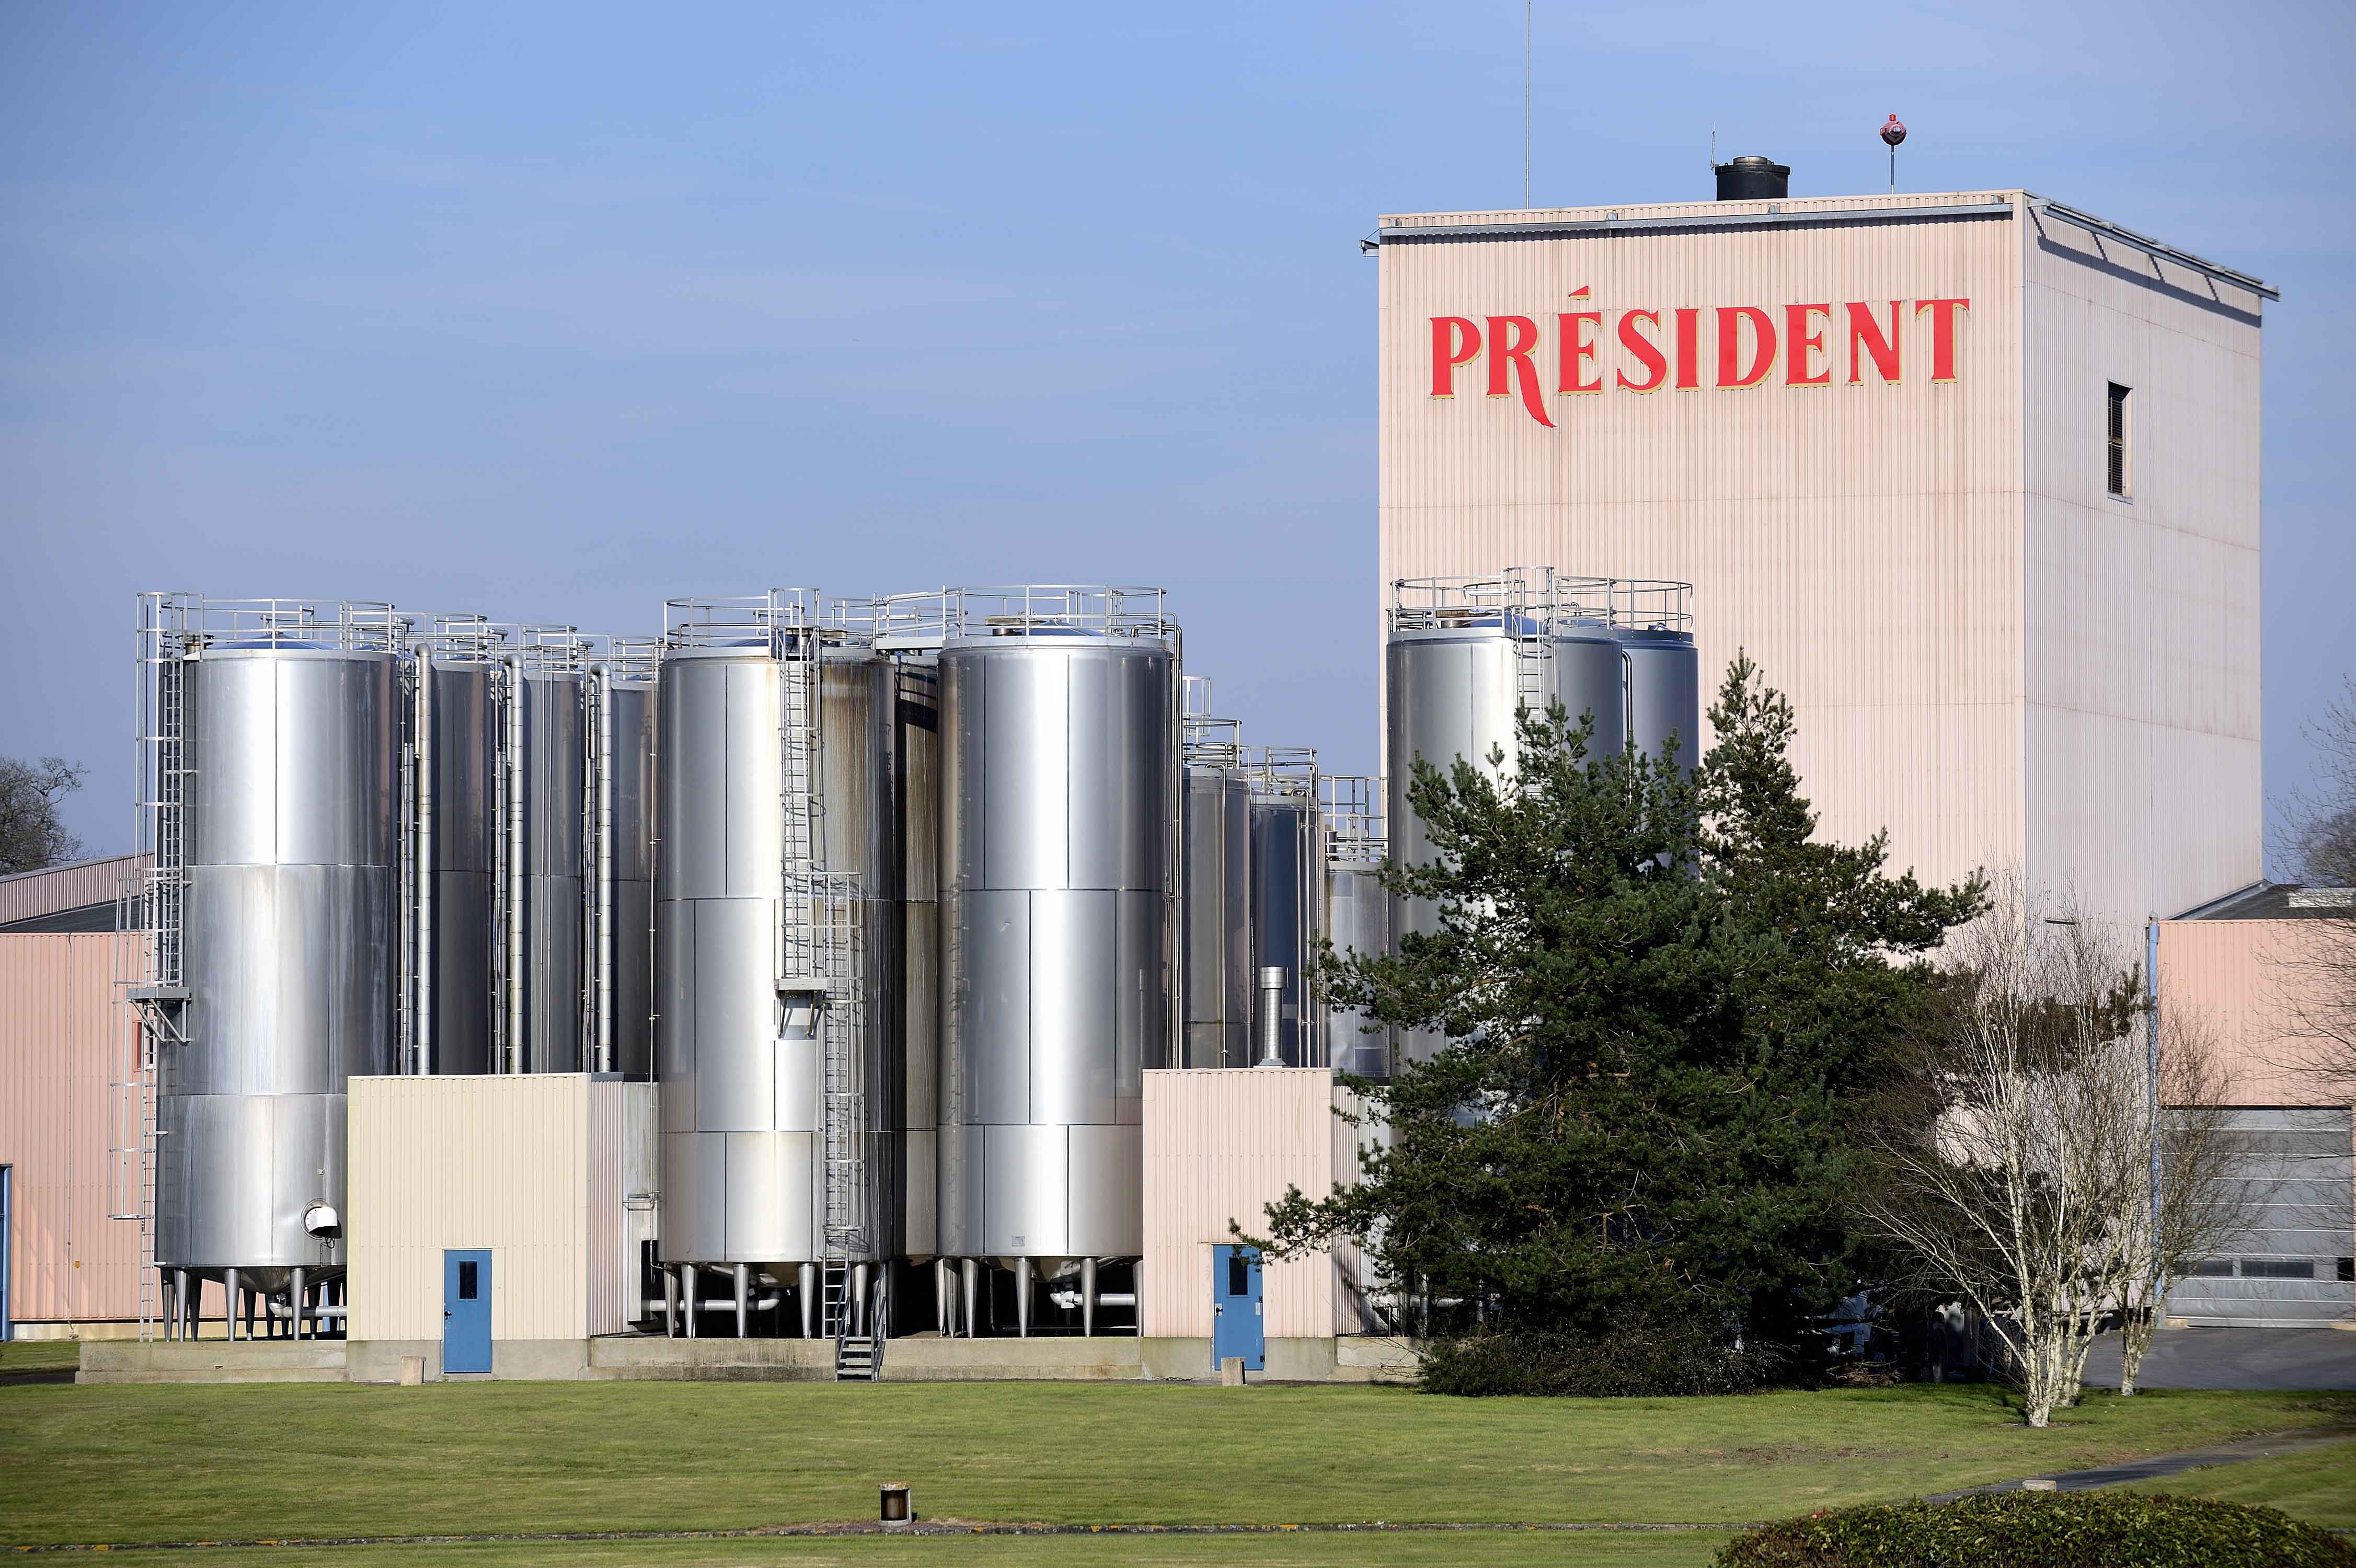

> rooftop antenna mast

[{"left": 1881, "top": 113, "right": 1907, "bottom": 193}]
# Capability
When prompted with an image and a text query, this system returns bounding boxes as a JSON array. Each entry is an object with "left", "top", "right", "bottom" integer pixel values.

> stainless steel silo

[
  {"left": 144, "top": 596, "right": 405, "bottom": 1341},
  {"left": 1245, "top": 748, "right": 1323, "bottom": 1069},
  {"left": 590, "top": 639, "right": 658, "bottom": 1079},
  {"left": 1611, "top": 581, "right": 1701, "bottom": 775},
  {"left": 926, "top": 585, "right": 1176, "bottom": 1336},
  {"left": 412, "top": 619, "right": 500, "bottom": 1075},
  {"left": 501, "top": 639, "right": 588, "bottom": 1073},
  {"left": 894, "top": 656, "right": 941, "bottom": 1267},
  {"left": 1180, "top": 716, "right": 1251, "bottom": 1070},
  {"left": 656, "top": 595, "right": 897, "bottom": 1339},
  {"left": 1319, "top": 774, "right": 1392, "bottom": 1081},
  {"left": 1384, "top": 570, "right": 1626, "bottom": 1066}
]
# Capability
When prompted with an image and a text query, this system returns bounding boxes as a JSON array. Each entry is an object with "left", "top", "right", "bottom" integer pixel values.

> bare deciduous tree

[
  {"left": 1859, "top": 882, "right": 2257, "bottom": 1426},
  {"left": 0, "top": 755, "right": 87, "bottom": 875},
  {"left": 2271, "top": 675, "right": 2356, "bottom": 1096}
]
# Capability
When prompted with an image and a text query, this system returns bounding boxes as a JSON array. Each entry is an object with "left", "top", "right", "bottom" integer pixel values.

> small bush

[
  {"left": 1419, "top": 1324, "right": 1789, "bottom": 1398},
  {"left": 1715, "top": 1490, "right": 2356, "bottom": 1567}
]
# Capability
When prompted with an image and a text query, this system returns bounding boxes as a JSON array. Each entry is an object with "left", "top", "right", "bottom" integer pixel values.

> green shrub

[
  {"left": 1715, "top": 1490, "right": 2356, "bottom": 1567},
  {"left": 1419, "top": 1325, "right": 1789, "bottom": 1398}
]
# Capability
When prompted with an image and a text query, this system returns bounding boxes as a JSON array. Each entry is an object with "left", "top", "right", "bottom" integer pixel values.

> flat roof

[{"left": 1371, "top": 188, "right": 2275, "bottom": 302}]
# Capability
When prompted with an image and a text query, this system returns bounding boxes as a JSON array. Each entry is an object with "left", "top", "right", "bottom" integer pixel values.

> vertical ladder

[{"left": 1514, "top": 626, "right": 1550, "bottom": 719}]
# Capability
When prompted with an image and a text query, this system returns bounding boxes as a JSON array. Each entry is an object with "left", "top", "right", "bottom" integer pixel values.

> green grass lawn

[
  {"left": 2123, "top": 1435, "right": 2356, "bottom": 1527},
  {"left": 3, "top": 1379, "right": 2348, "bottom": 1554},
  {"left": 0, "top": 1338, "right": 83, "bottom": 1374}
]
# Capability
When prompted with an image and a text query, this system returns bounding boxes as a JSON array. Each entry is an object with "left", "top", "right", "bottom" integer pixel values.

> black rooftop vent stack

[{"left": 1714, "top": 155, "right": 1790, "bottom": 201}]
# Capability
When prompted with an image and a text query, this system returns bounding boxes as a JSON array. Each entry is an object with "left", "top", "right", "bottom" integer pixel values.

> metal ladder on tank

[
  {"left": 772, "top": 620, "right": 871, "bottom": 1368},
  {"left": 1514, "top": 615, "right": 1551, "bottom": 725}
]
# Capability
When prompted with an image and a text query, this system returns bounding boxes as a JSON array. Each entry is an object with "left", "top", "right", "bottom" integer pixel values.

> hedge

[
  {"left": 1419, "top": 1325, "right": 1789, "bottom": 1398},
  {"left": 1715, "top": 1490, "right": 2356, "bottom": 1567}
]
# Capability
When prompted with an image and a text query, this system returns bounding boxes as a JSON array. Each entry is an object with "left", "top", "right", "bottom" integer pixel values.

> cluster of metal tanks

[
  {"left": 1384, "top": 570, "right": 1699, "bottom": 1067},
  {"left": 129, "top": 595, "right": 657, "bottom": 1342}
]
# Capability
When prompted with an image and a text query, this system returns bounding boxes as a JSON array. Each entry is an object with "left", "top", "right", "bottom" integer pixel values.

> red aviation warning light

[{"left": 1881, "top": 114, "right": 1907, "bottom": 192}]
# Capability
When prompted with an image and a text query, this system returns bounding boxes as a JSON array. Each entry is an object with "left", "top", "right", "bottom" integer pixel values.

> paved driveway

[{"left": 2080, "top": 1327, "right": 2356, "bottom": 1390}]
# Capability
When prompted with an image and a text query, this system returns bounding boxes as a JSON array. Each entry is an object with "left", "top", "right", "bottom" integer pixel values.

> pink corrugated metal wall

[
  {"left": 1142, "top": 1068, "right": 1364, "bottom": 1339},
  {"left": 0, "top": 854, "right": 146, "bottom": 926},
  {"left": 2159, "top": 920, "right": 2351, "bottom": 1107},
  {"left": 0, "top": 933, "right": 146, "bottom": 1324}
]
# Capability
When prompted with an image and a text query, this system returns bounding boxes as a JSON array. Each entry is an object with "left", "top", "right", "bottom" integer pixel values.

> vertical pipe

[
  {"left": 961, "top": 1259, "right": 978, "bottom": 1341},
  {"left": 1015, "top": 1258, "right": 1031, "bottom": 1339},
  {"left": 734, "top": 1262, "right": 749, "bottom": 1340},
  {"left": 594, "top": 664, "right": 615, "bottom": 1075},
  {"left": 798, "top": 1264, "right": 816, "bottom": 1339},
  {"left": 505, "top": 655, "right": 526, "bottom": 1073},
  {"left": 681, "top": 1263, "right": 696, "bottom": 1339},
  {"left": 1256, "top": 967, "right": 1285, "bottom": 1067},
  {"left": 416, "top": 651, "right": 434, "bottom": 1074},
  {"left": 1082, "top": 1256, "right": 1097, "bottom": 1338},
  {"left": 292, "top": 1266, "right": 305, "bottom": 1342},
  {"left": 224, "top": 1269, "right": 239, "bottom": 1342}
]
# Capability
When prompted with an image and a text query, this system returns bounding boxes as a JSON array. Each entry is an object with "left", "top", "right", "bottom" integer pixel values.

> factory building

[
  {"left": 3, "top": 167, "right": 2347, "bottom": 1370},
  {"left": 1374, "top": 169, "right": 2271, "bottom": 941}
]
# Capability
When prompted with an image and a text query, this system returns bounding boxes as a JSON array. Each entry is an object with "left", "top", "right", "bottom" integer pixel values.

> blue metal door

[
  {"left": 442, "top": 1249, "right": 491, "bottom": 1374},
  {"left": 1211, "top": 1244, "right": 1263, "bottom": 1370}
]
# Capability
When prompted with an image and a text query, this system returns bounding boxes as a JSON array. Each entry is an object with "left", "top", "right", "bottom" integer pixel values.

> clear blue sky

[{"left": 4, "top": 2, "right": 2349, "bottom": 870}]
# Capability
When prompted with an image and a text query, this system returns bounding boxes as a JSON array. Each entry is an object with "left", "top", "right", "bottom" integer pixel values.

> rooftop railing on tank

[
  {"left": 875, "top": 584, "right": 1175, "bottom": 647},
  {"left": 139, "top": 592, "right": 411, "bottom": 653},
  {"left": 663, "top": 590, "right": 875, "bottom": 653},
  {"left": 1389, "top": 567, "right": 1614, "bottom": 635},
  {"left": 1320, "top": 774, "right": 1386, "bottom": 866},
  {"left": 1610, "top": 579, "right": 1694, "bottom": 633},
  {"left": 1242, "top": 745, "right": 1319, "bottom": 799}
]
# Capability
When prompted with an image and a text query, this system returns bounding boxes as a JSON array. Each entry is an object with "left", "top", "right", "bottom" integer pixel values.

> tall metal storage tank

[
  {"left": 931, "top": 586, "right": 1175, "bottom": 1329},
  {"left": 593, "top": 641, "right": 658, "bottom": 1079},
  {"left": 1611, "top": 581, "right": 1700, "bottom": 774},
  {"left": 1180, "top": 716, "right": 1250, "bottom": 1070},
  {"left": 656, "top": 596, "right": 897, "bottom": 1336},
  {"left": 509, "top": 643, "right": 588, "bottom": 1073},
  {"left": 413, "top": 621, "right": 500, "bottom": 1075},
  {"left": 1385, "top": 570, "right": 1625, "bottom": 1066},
  {"left": 894, "top": 656, "right": 941, "bottom": 1261},
  {"left": 1245, "top": 750, "right": 1323, "bottom": 1068},
  {"left": 148, "top": 597, "right": 404, "bottom": 1333},
  {"left": 1319, "top": 775, "right": 1392, "bottom": 1081}
]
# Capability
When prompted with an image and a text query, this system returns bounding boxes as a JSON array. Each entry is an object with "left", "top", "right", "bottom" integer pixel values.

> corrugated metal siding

[
  {"left": 2158, "top": 919, "right": 2351, "bottom": 1106},
  {"left": 587, "top": 1077, "right": 627, "bottom": 1336},
  {"left": 348, "top": 1075, "right": 596, "bottom": 1343},
  {"left": 2020, "top": 214, "right": 2263, "bottom": 937},
  {"left": 0, "top": 855, "right": 147, "bottom": 927},
  {"left": 1142, "top": 1068, "right": 1350, "bottom": 1339},
  {"left": 1377, "top": 202, "right": 2027, "bottom": 913},
  {"left": 0, "top": 933, "right": 146, "bottom": 1322}
]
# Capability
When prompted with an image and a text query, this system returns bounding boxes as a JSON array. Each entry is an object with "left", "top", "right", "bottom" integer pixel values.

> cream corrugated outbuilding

[
  {"left": 347, "top": 1073, "right": 630, "bottom": 1376},
  {"left": 1376, "top": 187, "right": 2267, "bottom": 942},
  {"left": 1141, "top": 1067, "right": 1373, "bottom": 1349}
]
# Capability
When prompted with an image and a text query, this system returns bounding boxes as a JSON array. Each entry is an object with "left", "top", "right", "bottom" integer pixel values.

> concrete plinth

[{"left": 77, "top": 1340, "right": 347, "bottom": 1385}]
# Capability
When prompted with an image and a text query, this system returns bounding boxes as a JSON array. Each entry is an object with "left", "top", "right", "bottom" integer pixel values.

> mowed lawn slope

[{"left": 3, "top": 1380, "right": 2348, "bottom": 1549}]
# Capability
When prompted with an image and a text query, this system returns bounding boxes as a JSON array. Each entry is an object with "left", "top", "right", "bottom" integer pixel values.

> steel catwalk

[
  {"left": 934, "top": 596, "right": 1175, "bottom": 1273},
  {"left": 158, "top": 642, "right": 400, "bottom": 1284}
]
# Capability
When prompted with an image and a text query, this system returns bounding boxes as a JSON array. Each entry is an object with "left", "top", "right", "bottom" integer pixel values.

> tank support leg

[
  {"left": 1015, "top": 1258, "right": 1031, "bottom": 1339},
  {"left": 797, "top": 1264, "right": 815, "bottom": 1339},
  {"left": 662, "top": 1267, "right": 677, "bottom": 1336},
  {"left": 935, "top": 1260, "right": 951, "bottom": 1336},
  {"left": 292, "top": 1267, "right": 306, "bottom": 1341},
  {"left": 225, "top": 1269, "right": 240, "bottom": 1342},
  {"left": 1082, "top": 1257, "right": 1097, "bottom": 1338},
  {"left": 172, "top": 1270, "right": 187, "bottom": 1340},
  {"left": 961, "top": 1259, "right": 978, "bottom": 1340},
  {"left": 853, "top": 1263, "right": 869, "bottom": 1335},
  {"left": 734, "top": 1263, "right": 749, "bottom": 1339},
  {"left": 681, "top": 1264, "right": 697, "bottom": 1339}
]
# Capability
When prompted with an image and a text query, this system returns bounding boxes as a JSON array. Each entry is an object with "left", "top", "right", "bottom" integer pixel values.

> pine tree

[{"left": 1260, "top": 654, "right": 1983, "bottom": 1363}]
